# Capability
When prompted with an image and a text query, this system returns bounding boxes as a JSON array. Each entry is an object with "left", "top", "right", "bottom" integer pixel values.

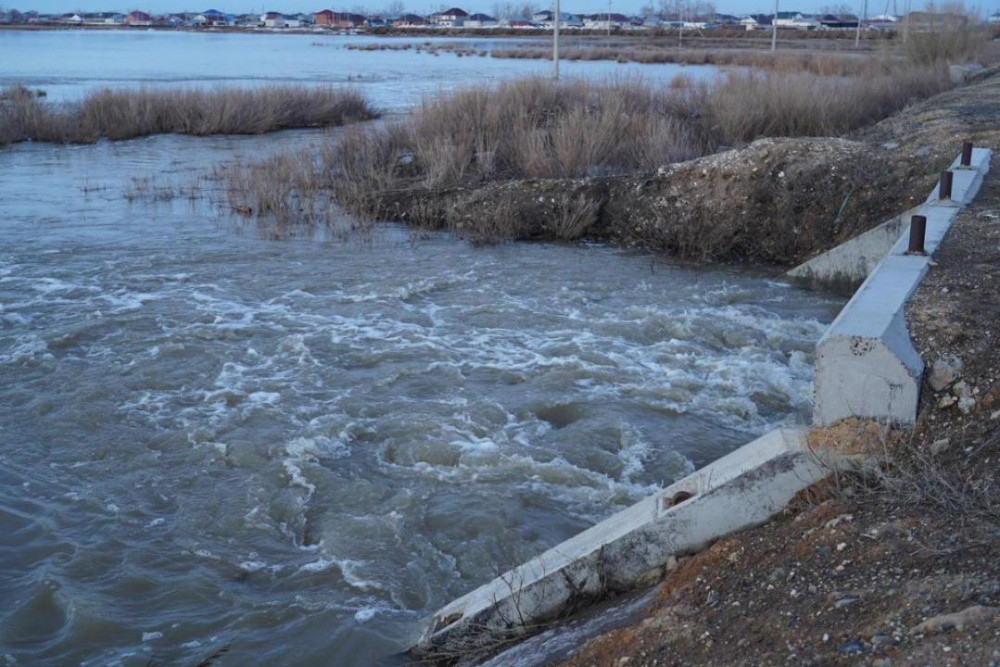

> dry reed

[
  {"left": 490, "top": 46, "right": 887, "bottom": 76},
  {"left": 0, "top": 84, "right": 377, "bottom": 148}
]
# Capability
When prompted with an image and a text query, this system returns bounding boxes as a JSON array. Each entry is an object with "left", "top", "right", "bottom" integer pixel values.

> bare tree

[
  {"left": 384, "top": 0, "right": 406, "bottom": 16},
  {"left": 492, "top": 1, "right": 515, "bottom": 18},
  {"left": 820, "top": 3, "right": 854, "bottom": 15},
  {"left": 517, "top": 2, "right": 539, "bottom": 19}
]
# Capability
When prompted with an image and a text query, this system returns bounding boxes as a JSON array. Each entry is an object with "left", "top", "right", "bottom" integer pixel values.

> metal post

[
  {"left": 607, "top": 0, "right": 612, "bottom": 38},
  {"left": 939, "top": 171, "right": 953, "bottom": 200},
  {"left": 961, "top": 141, "right": 973, "bottom": 167},
  {"left": 553, "top": 0, "right": 559, "bottom": 79},
  {"left": 907, "top": 215, "right": 927, "bottom": 255},
  {"left": 771, "top": 0, "right": 779, "bottom": 52}
]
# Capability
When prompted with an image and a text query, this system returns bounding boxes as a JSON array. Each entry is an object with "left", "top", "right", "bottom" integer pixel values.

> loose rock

[
  {"left": 929, "top": 355, "right": 964, "bottom": 391},
  {"left": 910, "top": 605, "right": 998, "bottom": 635}
]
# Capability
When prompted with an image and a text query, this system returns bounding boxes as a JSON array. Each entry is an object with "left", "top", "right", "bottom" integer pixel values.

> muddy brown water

[{"left": 0, "top": 31, "right": 844, "bottom": 665}]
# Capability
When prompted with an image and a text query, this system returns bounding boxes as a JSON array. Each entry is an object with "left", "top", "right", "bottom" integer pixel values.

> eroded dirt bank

[{"left": 375, "top": 70, "right": 1000, "bottom": 266}]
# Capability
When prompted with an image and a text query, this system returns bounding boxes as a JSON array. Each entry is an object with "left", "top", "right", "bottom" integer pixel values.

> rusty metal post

[
  {"left": 907, "top": 215, "right": 927, "bottom": 255},
  {"left": 939, "top": 171, "right": 953, "bottom": 200},
  {"left": 961, "top": 142, "right": 973, "bottom": 167}
]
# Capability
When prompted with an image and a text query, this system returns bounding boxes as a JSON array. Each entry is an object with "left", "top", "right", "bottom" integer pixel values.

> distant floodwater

[{"left": 0, "top": 28, "right": 719, "bottom": 107}]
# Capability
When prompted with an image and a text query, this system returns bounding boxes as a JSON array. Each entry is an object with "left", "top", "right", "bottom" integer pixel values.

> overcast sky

[{"left": 10, "top": 0, "right": 920, "bottom": 18}]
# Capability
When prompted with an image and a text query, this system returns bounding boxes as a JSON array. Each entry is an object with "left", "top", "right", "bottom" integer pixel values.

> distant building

[
  {"left": 989, "top": 11, "right": 1000, "bottom": 23},
  {"left": 428, "top": 7, "right": 468, "bottom": 27},
  {"left": 262, "top": 11, "right": 285, "bottom": 27},
  {"left": 195, "top": 9, "right": 229, "bottom": 26},
  {"left": 740, "top": 13, "right": 773, "bottom": 29},
  {"left": 314, "top": 9, "right": 335, "bottom": 25},
  {"left": 391, "top": 13, "right": 427, "bottom": 26},
  {"left": 818, "top": 13, "right": 859, "bottom": 29},
  {"left": 532, "top": 10, "right": 583, "bottom": 28},
  {"left": 583, "top": 12, "right": 630, "bottom": 29},
  {"left": 126, "top": 10, "right": 153, "bottom": 26},
  {"left": 774, "top": 11, "right": 819, "bottom": 29},
  {"left": 465, "top": 12, "right": 498, "bottom": 27}
]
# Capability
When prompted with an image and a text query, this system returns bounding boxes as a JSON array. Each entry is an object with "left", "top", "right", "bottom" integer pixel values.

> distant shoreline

[{"left": 0, "top": 23, "right": 891, "bottom": 42}]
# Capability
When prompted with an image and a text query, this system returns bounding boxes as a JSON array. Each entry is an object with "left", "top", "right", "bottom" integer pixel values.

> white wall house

[
  {"left": 262, "top": 12, "right": 285, "bottom": 27},
  {"left": 774, "top": 12, "right": 819, "bottom": 29}
]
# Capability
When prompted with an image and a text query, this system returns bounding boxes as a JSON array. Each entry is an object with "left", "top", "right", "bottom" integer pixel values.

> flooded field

[{"left": 0, "top": 31, "right": 843, "bottom": 665}]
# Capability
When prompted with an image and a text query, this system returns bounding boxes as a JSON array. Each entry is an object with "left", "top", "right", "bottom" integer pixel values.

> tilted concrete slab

[
  {"left": 813, "top": 148, "right": 992, "bottom": 426},
  {"left": 409, "top": 428, "right": 851, "bottom": 658},
  {"left": 786, "top": 206, "right": 921, "bottom": 294}
]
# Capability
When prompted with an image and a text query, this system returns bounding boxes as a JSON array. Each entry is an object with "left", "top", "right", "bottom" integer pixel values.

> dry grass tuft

[
  {"left": 490, "top": 46, "right": 891, "bottom": 76},
  {"left": 708, "top": 64, "right": 950, "bottom": 144},
  {"left": 0, "top": 85, "right": 377, "bottom": 148},
  {"left": 331, "top": 77, "right": 706, "bottom": 193}
]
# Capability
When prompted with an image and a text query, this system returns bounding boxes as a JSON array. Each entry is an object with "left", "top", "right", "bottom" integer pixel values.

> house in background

[
  {"left": 714, "top": 13, "right": 740, "bottom": 27},
  {"left": 818, "top": 14, "right": 859, "bottom": 29},
  {"left": 582, "top": 12, "right": 630, "bottom": 29},
  {"left": 740, "top": 14, "right": 773, "bottom": 29},
  {"left": 262, "top": 11, "right": 285, "bottom": 27},
  {"left": 774, "top": 11, "right": 820, "bottom": 29},
  {"left": 314, "top": 9, "right": 335, "bottom": 25},
  {"left": 194, "top": 9, "right": 229, "bottom": 26},
  {"left": 428, "top": 7, "right": 468, "bottom": 27},
  {"left": 990, "top": 11, "right": 1000, "bottom": 23},
  {"left": 328, "top": 12, "right": 367, "bottom": 28},
  {"left": 125, "top": 10, "right": 153, "bottom": 26},
  {"left": 465, "top": 12, "right": 498, "bottom": 27},
  {"left": 533, "top": 10, "right": 583, "bottom": 28},
  {"left": 391, "top": 13, "right": 428, "bottom": 26}
]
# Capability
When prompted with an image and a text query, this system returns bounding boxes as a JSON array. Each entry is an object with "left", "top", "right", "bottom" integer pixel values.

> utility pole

[
  {"left": 608, "top": 0, "right": 612, "bottom": 38},
  {"left": 553, "top": 0, "right": 560, "bottom": 79},
  {"left": 771, "top": 0, "right": 778, "bottom": 52},
  {"left": 854, "top": 0, "right": 867, "bottom": 48},
  {"left": 678, "top": 1, "right": 683, "bottom": 48},
  {"left": 902, "top": 0, "right": 910, "bottom": 43}
]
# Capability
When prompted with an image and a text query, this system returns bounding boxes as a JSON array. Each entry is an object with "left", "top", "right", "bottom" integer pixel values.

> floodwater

[{"left": 0, "top": 30, "right": 843, "bottom": 666}]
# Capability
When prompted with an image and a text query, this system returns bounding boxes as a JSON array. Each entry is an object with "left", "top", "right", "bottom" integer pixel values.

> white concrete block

[
  {"left": 410, "top": 428, "right": 848, "bottom": 657},
  {"left": 814, "top": 148, "right": 991, "bottom": 426},
  {"left": 786, "top": 206, "right": 919, "bottom": 292}
]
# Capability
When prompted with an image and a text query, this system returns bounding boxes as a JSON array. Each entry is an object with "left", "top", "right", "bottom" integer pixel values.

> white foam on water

[{"left": 354, "top": 607, "right": 378, "bottom": 623}]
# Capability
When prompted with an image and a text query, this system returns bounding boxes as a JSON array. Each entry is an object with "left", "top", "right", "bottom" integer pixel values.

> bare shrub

[
  {"left": 548, "top": 193, "right": 601, "bottom": 240},
  {"left": 707, "top": 65, "right": 951, "bottom": 144},
  {"left": 900, "top": 5, "right": 991, "bottom": 65},
  {"left": 0, "top": 85, "right": 377, "bottom": 148},
  {"left": 328, "top": 77, "right": 708, "bottom": 202}
]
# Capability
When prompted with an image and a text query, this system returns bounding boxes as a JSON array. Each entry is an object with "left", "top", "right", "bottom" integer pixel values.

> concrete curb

[
  {"left": 410, "top": 428, "right": 851, "bottom": 657},
  {"left": 785, "top": 205, "right": 921, "bottom": 294},
  {"left": 813, "top": 148, "right": 992, "bottom": 426}
]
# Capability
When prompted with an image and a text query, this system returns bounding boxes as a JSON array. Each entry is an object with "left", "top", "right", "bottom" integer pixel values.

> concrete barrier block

[
  {"left": 813, "top": 148, "right": 991, "bottom": 426},
  {"left": 786, "top": 206, "right": 919, "bottom": 293},
  {"left": 410, "top": 428, "right": 847, "bottom": 657}
]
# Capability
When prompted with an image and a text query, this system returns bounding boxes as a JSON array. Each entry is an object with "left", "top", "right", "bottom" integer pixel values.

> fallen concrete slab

[
  {"left": 813, "top": 148, "right": 992, "bottom": 427},
  {"left": 409, "top": 427, "right": 851, "bottom": 659}
]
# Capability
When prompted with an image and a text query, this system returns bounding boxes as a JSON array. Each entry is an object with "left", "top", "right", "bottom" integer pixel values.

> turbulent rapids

[{"left": 1, "top": 31, "right": 843, "bottom": 666}]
